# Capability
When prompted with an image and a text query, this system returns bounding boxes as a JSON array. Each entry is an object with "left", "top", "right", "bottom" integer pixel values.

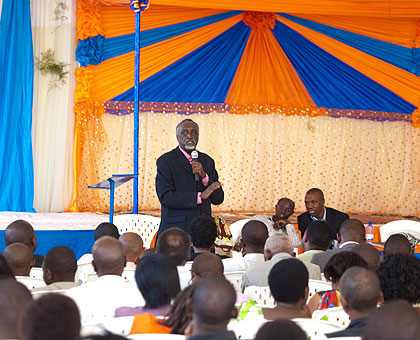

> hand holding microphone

[{"left": 191, "top": 150, "right": 205, "bottom": 182}]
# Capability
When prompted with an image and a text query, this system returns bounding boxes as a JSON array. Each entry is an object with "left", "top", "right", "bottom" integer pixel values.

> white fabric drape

[{"left": 31, "top": 0, "right": 76, "bottom": 212}]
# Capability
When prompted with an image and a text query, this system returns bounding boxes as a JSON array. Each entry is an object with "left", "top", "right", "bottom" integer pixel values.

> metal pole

[{"left": 133, "top": 10, "right": 140, "bottom": 214}]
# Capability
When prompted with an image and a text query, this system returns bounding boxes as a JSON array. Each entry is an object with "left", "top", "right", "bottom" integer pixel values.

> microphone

[{"left": 191, "top": 150, "right": 199, "bottom": 182}]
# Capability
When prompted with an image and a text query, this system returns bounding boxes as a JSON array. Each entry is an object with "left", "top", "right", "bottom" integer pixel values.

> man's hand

[
  {"left": 273, "top": 218, "right": 288, "bottom": 231},
  {"left": 192, "top": 161, "right": 206, "bottom": 180},
  {"left": 201, "top": 181, "right": 221, "bottom": 200}
]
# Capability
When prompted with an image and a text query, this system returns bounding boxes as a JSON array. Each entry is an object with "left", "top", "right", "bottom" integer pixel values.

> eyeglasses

[
  {"left": 179, "top": 129, "right": 198, "bottom": 137},
  {"left": 276, "top": 205, "right": 293, "bottom": 213}
]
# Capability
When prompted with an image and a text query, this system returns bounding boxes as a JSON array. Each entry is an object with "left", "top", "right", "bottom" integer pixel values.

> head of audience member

[
  {"left": 254, "top": 319, "right": 307, "bottom": 340},
  {"left": 302, "top": 220, "right": 332, "bottom": 252},
  {"left": 191, "top": 252, "right": 224, "bottom": 283},
  {"left": 94, "top": 222, "right": 120, "bottom": 241},
  {"left": 362, "top": 300, "right": 420, "bottom": 340},
  {"left": 80, "top": 333, "right": 127, "bottom": 340},
  {"left": 0, "top": 279, "right": 32, "bottom": 339},
  {"left": 2, "top": 243, "right": 34, "bottom": 276},
  {"left": 189, "top": 216, "right": 218, "bottom": 252},
  {"left": 383, "top": 234, "right": 411, "bottom": 257},
  {"left": 19, "top": 293, "right": 81, "bottom": 340},
  {"left": 156, "top": 227, "right": 191, "bottom": 266},
  {"left": 141, "top": 247, "right": 157, "bottom": 258},
  {"left": 352, "top": 244, "right": 381, "bottom": 271},
  {"left": 176, "top": 119, "right": 199, "bottom": 153},
  {"left": 268, "top": 258, "right": 309, "bottom": 309},
  {"left": 119, "top": 232, "right": 144, "bottom": 265},
  {"left": 135, "top": 253, "right": 180, "bottom": 309},
  {"left": 324, "top": 251, "right": 368, "bottom": 289},
  {"left": 240, "top": 220, "right": 269, "bottom": 255},
  {"left": 264, "top": 234, "right": 294, "bottom": 261},
  {"left": 377, "top": 253, "right": 420, "bottom": 304},
  {"left": 190, "top": 276, "right": 236, "bottom": 336},
  {"left": 337, "top": 219, "right": 366, "bottom": 245},
  {"left": 304, "top": 188, "right": 325, "bottom": 220},
  {"left": 339, "top": 267, "right": 381, "bottom": 321},
  {"left": 5, "top": 219, "right": 37, "bottom": 252},
  {"left": 273, "top": 198, "right": 295, "bottom": 222},
  {"left": 92, "top": 236, "right": 126, "bottom": 277},
  {"left": 42, "top": 246, "right": 77, "bottom": 285},
  {"left": 0, "top": 253, "right": 15, "bottom": 280}
]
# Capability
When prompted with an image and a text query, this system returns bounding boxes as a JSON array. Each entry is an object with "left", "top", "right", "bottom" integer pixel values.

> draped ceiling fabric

[{"left": 70, "top": 0, "right": 420, "bottom": 215}]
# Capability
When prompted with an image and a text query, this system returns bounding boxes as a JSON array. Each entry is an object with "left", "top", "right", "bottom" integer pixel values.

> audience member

[
  {"left": 362, "top": 300, "right": 420, "bottom": 340},
  {"left": 191, "top": 252, "right": 224, "bottom": 283},
  {"left": 326, "top": 267, "right": 381, "bottom": 338},
  {"left": 189, "top": 216, "right": 221, "bottom": 261},
  {"left": 254, "top": 319, "right": 307, "bottom": 340},
  {"left": 187, "top": 276, "right": 237, "bottom": 340},
  {"left": 242, "top": 234, "right": 321, "bottom": 291},
  {"left": 298, "top": 188, "right": 349, "bottom": 239},
  {"left": 0, "top": 253, "right": 15, "bottom": 280},
  {"left": 2, "top": 243, "right": 34, "bottom": 276},
  {"left": 156, "top": 227, "right": 191, "bottom": 289},
  {"left": 262, "top": 258, "right": 311, "bottom": 320},
  {"left": 352, "top": 243, "right": 380, "bottom": 271},
  {"left": 141, "top": 247, "right": 157, "bottom": 258},
  {"left": 4, "top": 219, "right": 43, "bottom": 267},
  {"left": 252, "top": 198, "right": 301, "bottom": 248},
  {"left": 308, "top": 251, "right": 368, "bottom": 313},
  {"left": 32, "top": 246, "right": 78, "bottom": 292},
  {"left": 66, "top": 236, "right": 144, "bottom": 325},
  {"left": 0, "top": 279, "right": 33, "bottom": 339},
  {"left": 19, "top": 293, "right": 81, "bottom": 340},
  {"left": 377, "top": 253, "right": 420, "bottom": 305},
  {"left": 297, "top": 220, "right": 332, "bottom": 262},
  {"left": 311, "top": 219, "right": 365, "bottom": 271},
  {"left": 223, "top": 220, "right": 268, "bottom": 272},
  {"left": 80, "top": 333, "right": 127, "bottom": 340},
  {"left": 383, "top": 234, "right": 411, "bottom": 257},
  {"left": 119, "top": 232, "right": 144, "bottom": 269},
  {"left": 115, "top": 253, "right": 180, "bottom": 317}
]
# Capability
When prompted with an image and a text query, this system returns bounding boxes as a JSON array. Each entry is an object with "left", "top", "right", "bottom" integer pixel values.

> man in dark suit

[
  {"left": 297, "top": 188, "right": 349, "bottom": 240},
  {"left": 155, "top": 119, "right": 224, "bottom": 237}
]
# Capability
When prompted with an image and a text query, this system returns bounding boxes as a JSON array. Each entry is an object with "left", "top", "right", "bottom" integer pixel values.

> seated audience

[
  {"left": 191, "top": 252, "right": 224, "bottom": 283},
  {"left": 186, "top": 276, "right": 237, "bottom": 340},
  {"left": 156, "top": 227, "right": 191, "bottom": 289},
  {"left": 32, "top": 246, "right": 79, "bottom": 292},
  {"left": 297, "top": 220, "right": 332, "bottom": 262},
  {"left": 252, "top": 198, "right": 301, "bottom": 248},
  {"left": 326, "top": 267, "right": 381, "bottom": 338},
  {"left": 115, "top": 253, "right": 180, "bottom": 317},
  {"left": 311, "top": 219, "right": 365, "bottom": 272},
  {"left": 352, "top": 243, "right": 380, "bottom": 271},
  {"left": 4, "top": 219, "right": 43, "bottom": 267},
  {"left": 377, "top": 253, "right": 420, "bottom": 305},
  {"left": 141, "top": 247, "right": 157, "bottom": 258},
  {"left": 119, "top": 232, "right": 144, "bottom": 269},
  {"left": 19, "top": 293, "right": 81, "bottom": 340},
  {"left": 80, "top": 333, "right": 127, "bottom": 340},
  {"left": 189, "top": 216, "right": 224, "bottom": 260},
  {"left": 2, "top": 243, "right": 34, "bottom": 277},
  {"left": 0, "top": 253, "right": 15, "bottom": 280},
  {"left": 362, "top": 300, "right": 420, "bottom": 340},
  {"left": 308, "top": 251, "right": 368, "bottom": 313},
  {"left": 223, "top": 220, "right": 268, "bottom": 272},
  {"left": 254, "top": 319, "right": 307, "bottom": 340},
  {"left": 242, "top": 234, "right": 321, "bottom": 291},
  {"left": 383, "top": 234, "right": 411, "bottom": 257},
  {"left": 0, "top": 279, "right": 32, "bottom": 339},
  {"left": 66, "top": 236, "right": 144, "bottom": 325}
]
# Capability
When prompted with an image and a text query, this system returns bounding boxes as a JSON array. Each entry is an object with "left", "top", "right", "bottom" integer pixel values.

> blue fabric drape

[
  {"left": 103, "top": 11, "right": 241, "bottom": 61},
  {"left": 0, "top": 0, "right": 35, "bottom": 211},
  {"left": 112, "top": 21, "right": 251, "bottom": 103},
  {"left": 76, "top": 35, "right": 105, "bottom": 66},
  {"left": 279, "top": 14, "right": 420, "bottom": 76},
  {"left": 272, "top": 21, "right": 416, "bottom": 115}
]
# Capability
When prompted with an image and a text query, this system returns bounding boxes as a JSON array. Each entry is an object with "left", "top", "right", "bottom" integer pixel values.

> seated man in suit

[{"left": 298, "top": 188, "right": 349, "bottom": 240}]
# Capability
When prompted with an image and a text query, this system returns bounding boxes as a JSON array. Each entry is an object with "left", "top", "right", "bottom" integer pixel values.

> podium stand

[{"left": 88, "top": 174, "right": 137, "bottom": 223}]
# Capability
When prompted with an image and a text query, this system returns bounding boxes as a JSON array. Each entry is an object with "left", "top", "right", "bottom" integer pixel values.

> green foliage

[{"left": 35, "top": 49, "right": 69, "bottom": 89}]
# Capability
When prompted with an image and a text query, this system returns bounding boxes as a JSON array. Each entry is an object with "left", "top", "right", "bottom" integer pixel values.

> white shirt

[
  {"left": 222, "top": 253, "right": 265, "bottom": 273},
  {"left": 178, "top": 264, "right": 192, "bottom": 289}
]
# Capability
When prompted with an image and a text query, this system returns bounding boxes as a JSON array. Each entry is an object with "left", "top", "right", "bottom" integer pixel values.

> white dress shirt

[{"left": 222, "top": 253, "right": 265, "bottom": 273}]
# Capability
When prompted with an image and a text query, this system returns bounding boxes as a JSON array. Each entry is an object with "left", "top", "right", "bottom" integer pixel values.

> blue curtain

[{"left": 0, "top": 0, "right": 35, "bottom": 211}]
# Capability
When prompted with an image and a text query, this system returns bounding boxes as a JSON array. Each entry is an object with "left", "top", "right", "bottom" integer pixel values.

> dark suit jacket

[
  {"left": 155, "top": 147, "right": 224, "bottom": 236},
  {"left": 311, "top": 243, "right": 358, "bottom": 272},
  {"left": 297, "top": 207, "right": 349, "bottom": 239},
  {"left": 326, "top": 317, "right": 366, "bottom": 338}
]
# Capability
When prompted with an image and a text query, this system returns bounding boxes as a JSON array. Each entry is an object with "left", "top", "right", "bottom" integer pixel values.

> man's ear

[
  {"left": 92, "top": 260, "right": 98, "bottom": 273},
  {"left": 378, "top": 291, "right": 384, "bottom": 306},
  {"left": 134, "top": 254, "right": 141, "bottom": 265},
  {"left": 303, "top": 286, "right": 309, "bottom": 302},
  {"left": 264, "top": 249, "right": 272, "bottom": 261},
  {"left": 337, "top": 233, "right": 342, "bottom": 245},
  {"left": 231, "top": 306, "right": 238, "bottom": 319},
  {"left": 44, "top": 268, "right": 53, "bottom": 282},
  {"left": 340, "top": 295, "right": 350, "bottom": 311}
]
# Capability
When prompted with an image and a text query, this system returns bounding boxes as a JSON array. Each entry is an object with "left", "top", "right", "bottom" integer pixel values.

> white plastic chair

[
  {"left": 228, "top": 219, "right": 251, "bottom": 258},
  {"left": 127, "top": 335, "right": 185, "bottom": 340},
  {"left": 122, "top": 268, "right": 136, "bottom": 281},
  {"left": 29, "top": 267, "right": 44, "bottom": 279},
  {"left": 224, "top": 271, "right": 246, "bottom": 292},
  {"left": 16, "top": 277, "right": 46, "bottom": 290},
  {"left": 104, "top": 316, "right": 134, "bottom": 336},
  {"left": 292, "top": 318, "right": 342, "bottom": 338},
  {"left": 113, "top": 214, "right": 161, "bottom": 248},
  {"left": 308, "top": 279, "right": 332, "bottom": 301},
  {"left": 31, "top": 289, "right": 69, "bottom": 299},
  {"left": 76, "top": 262, "right": 96, "bottom": 285},
  {"left": 312, "top": 306, "right": 351, "bottom": 328},
  {"left": 379, "top": 220, "right": 420, "bottom": 242},
  {"left": 243, "top": 286, "right": 275, "bottom": 307}
]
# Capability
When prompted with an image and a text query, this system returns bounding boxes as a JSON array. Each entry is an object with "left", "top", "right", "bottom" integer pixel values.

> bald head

[
  {"left": 191, "top": 253, "right": 224, "bottom": 283},
  {"left": 5, "top": 220, "right": 36, "bottom": 251},
  {"left": 119, "top": 232, "right": 144, "bottom": 263},
  {"left": 338, "top": 219, "right": 365, "bottom": 244},
  {"left": 3, "top": 243, "right": 34, "bottom": 276},
  {"left": 383, "top": 234, "right": 411, "bottom": 257},
  {"left": 352, "top": 244, "right": 380, "bottom": 271},
  {"left": 264, "top": 234, "right": 293, "bottom": 259},
  {"left": 156, "top": 227, "right": 191, "bottom": 266},
  {"left": 92, "top": 236, "right": 126, "bottom": 276},
  {"left": 242, "top": 220, "right": 268, "bottom": 253}
]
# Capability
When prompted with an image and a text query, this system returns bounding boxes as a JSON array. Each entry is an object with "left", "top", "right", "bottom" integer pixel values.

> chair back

[
  {"left": 114, "top": 214, "right": 161, "bottom": 248},
  {"left": 379, "top": 220, "right": 420, "bottom": 242},
  {"left": 31, "top": 289, "right": 69, "bottom": 299},
  {"left": 243, "top": 286, "right": 275, "bottom": 307},
  {"left": 104, "top": 316, "right": 134, "bottom": 336},
  {"left": 122, "top": 268, "right": 136, "bottom": 281},
  {"left": 292, "top": 318, "right": 342, "bottom": 338},
  {"left": 29, "top": 267, "right": 43, "bottom": 279},
  {"left": 228, "top": 219, "right": 251, "bottom": 258},
  {"left": 127, "top": 335, "right": 185, "bottom": 340},
  {"left": 16, "top": 277, "right": 46, "bottom": 290},
  {"left": 312, "top": 306, "right": 351, "bottom": 328},
  {"left": 224, "top": 271, "right": 245, "bottom": 291},
  {"left": 308, "top": 279, "right": 332, "bottom": 301},
  {"left": 76, "top": 262, "right": 96, "bottom": 285}
]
